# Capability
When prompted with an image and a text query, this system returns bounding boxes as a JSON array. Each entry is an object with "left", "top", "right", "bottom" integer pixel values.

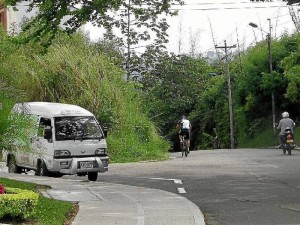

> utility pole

[
  {"left": 216, "top": 41, "right": 236, "bottom": 149},
  {"left": 249, "top": 19, "right": 276, "bottom": 135},
  {"left": 268, "top": 19, "right": 276, "bottom": 135},
  {"left": 126, "top": 0, "right": 131, "bottom": 81}
]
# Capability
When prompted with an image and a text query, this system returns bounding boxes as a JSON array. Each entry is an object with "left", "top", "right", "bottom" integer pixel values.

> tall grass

[{"left": 0, "top": 33, "right": 169, "bottom": 162}]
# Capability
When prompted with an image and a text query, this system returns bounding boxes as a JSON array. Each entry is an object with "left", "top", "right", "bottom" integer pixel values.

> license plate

[
  {"left": 80, "top": 161, "right": 94, "bottom": 169},
  {"left": 287, "top": 140, "right": 294, "bottom": 143}
]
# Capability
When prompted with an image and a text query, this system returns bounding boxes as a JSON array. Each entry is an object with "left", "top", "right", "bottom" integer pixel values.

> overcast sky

[
  {"left": 85, "top": 0, "right": 299, "bottom": 56},
  {"left": 166, "top": 0, "right": 298, "bottom": 55}
]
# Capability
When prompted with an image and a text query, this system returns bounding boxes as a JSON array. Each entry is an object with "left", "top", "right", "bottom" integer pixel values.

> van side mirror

[
  {"left": 103, "top": 126, "right": 108, "bottom": 138},
  {"left": 44, "top": 126, "right": 52, "bottom": 140}
]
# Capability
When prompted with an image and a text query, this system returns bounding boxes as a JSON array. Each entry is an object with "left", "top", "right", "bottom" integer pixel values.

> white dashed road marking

[
  {"left": 150, "top": 178, "right": 186, "bottom": 194},
  {"left": 177, "top": 188, "right": 187, "bottom": 194},
  {"left": 150, "top": 178, "right": 183, "bottom": 184},
  {"left": 266, "top": 164, "right": 278, "bottom": 168}
]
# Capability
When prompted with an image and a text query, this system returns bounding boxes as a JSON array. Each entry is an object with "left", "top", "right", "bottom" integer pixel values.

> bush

[{"left": 0, "top": 187, "right": 39, "bottom": 220}]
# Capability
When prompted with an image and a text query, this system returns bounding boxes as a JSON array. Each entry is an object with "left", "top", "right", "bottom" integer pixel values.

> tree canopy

[{"left": 3, "top": 0, "right": 183, "bottom": 49}]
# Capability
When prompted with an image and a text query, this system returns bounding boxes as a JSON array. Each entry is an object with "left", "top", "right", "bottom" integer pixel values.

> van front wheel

[
  {"left": 8, "top": 157, "right": 21, "bottom": 174},
  {"left": 36, "top": 160, "right": 49, "bottom": 176},
  {"left": 88, "top": 172, "right": 98, "bottom": 181}
]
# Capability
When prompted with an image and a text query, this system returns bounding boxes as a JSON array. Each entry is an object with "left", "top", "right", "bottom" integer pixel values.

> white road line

[
  {"left": 150, "top": 178, "right": 183, "bottom": 184},
  {"left": 177, "top": 188, "right": 187, "bottom": 194},
  {"left": 266, "top": 164, "right": 278, "bottom": 168},
  {"left": 174, "top": 179, "right": 183, "bottom": 184}
]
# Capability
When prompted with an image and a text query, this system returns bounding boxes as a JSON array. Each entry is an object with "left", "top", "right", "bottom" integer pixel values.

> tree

[
  {"left": 3, "top": 0, "right": 183, "bottom": 79},
  {"left": 141, "top": 54, "right": 212, "bottom": 149}
]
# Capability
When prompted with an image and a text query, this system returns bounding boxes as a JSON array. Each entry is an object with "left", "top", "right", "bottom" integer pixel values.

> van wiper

[{"left": 80, "top": 130, "right": 85, "bottom": 142}]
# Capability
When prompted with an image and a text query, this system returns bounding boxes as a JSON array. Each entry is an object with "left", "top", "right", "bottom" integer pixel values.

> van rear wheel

[
  {"left": 88, "top": 172, "right": 98, "bottom": 181},
  {"left": 8, "top": 157, "right": 21, "bottom": 174}
]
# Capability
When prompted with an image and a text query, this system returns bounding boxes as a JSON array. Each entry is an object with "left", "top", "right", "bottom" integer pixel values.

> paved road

[
  {"left": 80, "top": 148, "right": 300, "bottom": 225},
  {"left": 2, "top": 148, "right": 300, "bottom": 225}
]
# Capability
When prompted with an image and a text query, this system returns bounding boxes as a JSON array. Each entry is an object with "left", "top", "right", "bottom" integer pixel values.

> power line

[
  {"left": 277, "top": 19, "right": 295, "bottom": 25},
  {"left": 180, "top": 1, "right": 278, "bottom": 5},
  {"left": 171, "top": 5, "right": 289, "bottom": 11},
  {"left": 179, "top": 0, "right": 286, "bottom": 6}
]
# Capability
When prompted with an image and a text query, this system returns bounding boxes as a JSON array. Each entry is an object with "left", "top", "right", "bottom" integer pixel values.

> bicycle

[{"left": 181, "top": 134, "right": 189, "bottom": 157}]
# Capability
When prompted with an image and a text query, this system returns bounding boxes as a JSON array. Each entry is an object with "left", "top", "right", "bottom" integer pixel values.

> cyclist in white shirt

[{"left": 176, "top": 115, "right": 192, "bottom": 152}]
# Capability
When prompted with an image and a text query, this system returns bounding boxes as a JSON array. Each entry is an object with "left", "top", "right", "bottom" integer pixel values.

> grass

[
  {"left": 238, "top": 126, "right": 300, "bottom": 148},
  {"left": 0, "top": 177, "right": 77, "bottom": 225}
]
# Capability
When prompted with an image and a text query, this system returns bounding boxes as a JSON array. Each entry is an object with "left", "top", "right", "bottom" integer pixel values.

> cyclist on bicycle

[{"left": 176, "top": 115, "right": 192, "bottom": 152}]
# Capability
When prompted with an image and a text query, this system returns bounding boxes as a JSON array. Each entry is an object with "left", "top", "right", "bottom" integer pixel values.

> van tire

[
  {"left": 88, "top": 172, "right": 98, "bottom": 181},
  {"left": 8, "top": 157, "right": 21, "bottom": 174},
  {"left": 36, "top": 160, "right": 49, "bottom": 176}
]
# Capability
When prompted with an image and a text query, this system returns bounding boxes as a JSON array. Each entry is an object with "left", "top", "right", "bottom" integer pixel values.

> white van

[{"left": 2, "top": 102, "right": 109, "bottom": 181}]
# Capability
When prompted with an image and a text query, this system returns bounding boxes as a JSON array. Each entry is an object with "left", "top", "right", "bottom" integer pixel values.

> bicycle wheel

[
  {"left": 184, "top": 144, "right": 188, "bottom": 157},
  {"left": 183, "top": 140, "right": 188, "bottom": 157},
  {"left": 181, "top": 142, "right": 184, "bottom": 157}
]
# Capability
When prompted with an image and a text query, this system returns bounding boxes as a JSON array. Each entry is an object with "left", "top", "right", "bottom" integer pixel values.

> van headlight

[
  {"left": 54, "top": 150, "right": 71, "bottom": 157},
  {"left": 95, "top": 148, "right": 107, "bottom": 155}
]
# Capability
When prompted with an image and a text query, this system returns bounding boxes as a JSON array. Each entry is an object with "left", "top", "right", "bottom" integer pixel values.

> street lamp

[{"left": 249, "top": 19, "right": 276, "bottom": 135}]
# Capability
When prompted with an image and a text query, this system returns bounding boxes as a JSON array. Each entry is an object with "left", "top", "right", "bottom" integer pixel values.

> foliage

[
  {"left": 189, "top": 74, "right": 229, "bottom": 149},
  {"left": 3, "top": 0, "right": 183, "bottom": 48},
  {"left": 100, "top": 0, "right": 183, "bottom": 79},
  {"left": 281, "top": 35, "right": 300, "bottom": 104},
  {"left": 0, "top": 101, "right": 37, "bottom": 152},
  {"left": 0, "top": 32, "right": 169, "bottom": 162},
  {"left": 227, "top": 33, "right": 300, "bottom": 147},
  {"left": 0, "top": 30, "right": 37, "bottom": 153},
  {"left": 0, "top": 178, "right": 73, "bottom": 225},
  {"left": 184, "top": 31, "right": 300, "bottom": 149},
  {"left": 141, "top": 54, "right": 212, "bottom": 149},
  {"left": 3, "top": 0, "right": 183, "bottom": 82},
  {"left": 0, "top": 187, "right": 39, "bottom": 220}
]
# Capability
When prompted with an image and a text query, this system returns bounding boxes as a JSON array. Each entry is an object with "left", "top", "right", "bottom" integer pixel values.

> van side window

[{"left": 38, "top": 117, "right": 51, "bottom": 137}]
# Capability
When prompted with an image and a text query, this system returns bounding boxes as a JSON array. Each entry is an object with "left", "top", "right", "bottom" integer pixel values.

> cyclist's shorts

[{"left": 180, "top": 128, "right": 190, "bottom": 139}]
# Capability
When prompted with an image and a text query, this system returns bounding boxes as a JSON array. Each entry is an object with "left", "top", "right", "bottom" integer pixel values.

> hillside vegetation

[
  {"left": 0, "top": 30, "right": 169, "bottom": 162},
  {"left": 2, "top": 27, "right": 300, "bottom": 158}
]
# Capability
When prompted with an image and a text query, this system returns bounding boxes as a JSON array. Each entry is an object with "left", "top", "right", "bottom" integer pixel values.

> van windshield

[{"left": 55, "top": 116, "right": 103, "bottom": 141}]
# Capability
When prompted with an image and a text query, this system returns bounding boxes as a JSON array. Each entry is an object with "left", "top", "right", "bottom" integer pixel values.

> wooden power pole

[{"left": 216, "top": 41, "right": 236, "bottom": 149}]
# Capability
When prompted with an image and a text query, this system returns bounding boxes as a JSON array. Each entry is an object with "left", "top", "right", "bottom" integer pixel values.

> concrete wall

[
  {"left": 6, "top": 1, "right": 38, "bottom": 34},
  {"left": 4, "top": 1, "right": 85, "bottom": 35}
]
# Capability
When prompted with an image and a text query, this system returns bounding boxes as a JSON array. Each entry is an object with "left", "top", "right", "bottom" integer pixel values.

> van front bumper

[{"left": 51, "top": 156, "right": 109, "bottom": 175}]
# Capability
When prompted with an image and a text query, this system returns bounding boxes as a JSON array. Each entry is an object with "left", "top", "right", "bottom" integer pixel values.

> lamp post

[{"left": 249, "top": 19, "right": 276, "bottom": 135}]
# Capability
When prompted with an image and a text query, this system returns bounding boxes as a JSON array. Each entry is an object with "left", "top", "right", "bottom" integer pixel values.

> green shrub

[
  {"left": 0, "top": 187, "right": 39, "bottom": 220},
  {"left": 0, "top": 178, "right": 73, "bottom": 225}
]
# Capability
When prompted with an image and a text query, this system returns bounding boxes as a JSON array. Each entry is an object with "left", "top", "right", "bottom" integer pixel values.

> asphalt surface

[{"left": 0, "top": 163, "right": 205, "bottom": 225}]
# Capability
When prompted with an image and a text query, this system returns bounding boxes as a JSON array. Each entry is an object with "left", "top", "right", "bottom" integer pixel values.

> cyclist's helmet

[{"left": 282, "top": 112, "right": 289, "bottom": 118}]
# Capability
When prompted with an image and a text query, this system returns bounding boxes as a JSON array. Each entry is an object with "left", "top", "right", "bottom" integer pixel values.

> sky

[
  {"left": 85, "top": 0, "right": 299, "bottom": 56},
  {"left": 166, "top": 0, "right": 299, "bottom": 55}
]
